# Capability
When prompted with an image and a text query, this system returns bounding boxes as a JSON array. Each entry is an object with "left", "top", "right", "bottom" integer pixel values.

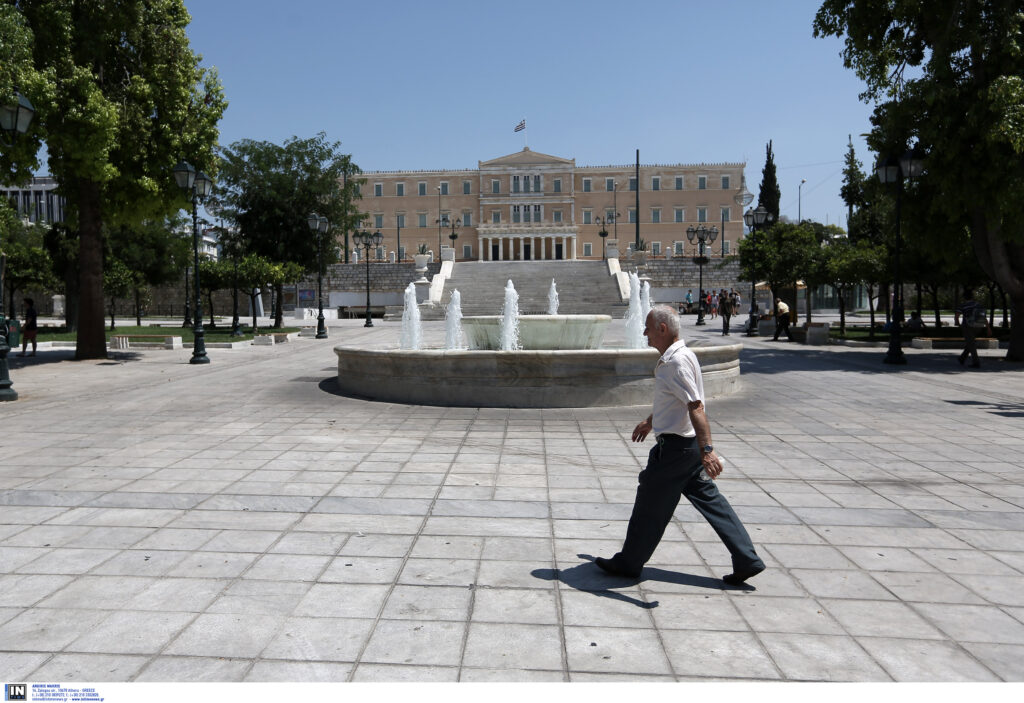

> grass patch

[{"left": 36, "top": 325, "right": 301, "bottom": 344}]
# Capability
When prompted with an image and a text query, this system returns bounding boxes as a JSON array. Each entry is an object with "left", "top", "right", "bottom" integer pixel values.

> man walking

[
  {"left": 955, "top": 289, "right": 988, "bottom": 368},
  {"left": 18, "top": 298, "right": 37, "bottom": 357},
  {"left": 721, "top": 288, "right": 733, "bottom": 335},
  {"left": 773, "top": 298, "right": 792, "bottom": 341},
  {"left": 594, "top": 305, "right": 765, "bottom": 584}
]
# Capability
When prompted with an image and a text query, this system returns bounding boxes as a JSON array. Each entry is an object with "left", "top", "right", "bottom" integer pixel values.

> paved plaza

[{"left": 1, "top": 317, "right": 1023, "bottom": 683}]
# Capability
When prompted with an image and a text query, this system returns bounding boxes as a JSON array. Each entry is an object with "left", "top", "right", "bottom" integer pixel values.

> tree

[
  {"left": 815, "top": 0, "right": 1024, "bottom": 361},
  {"left": 102, "top": 256, "right": 133, "bottom": 330},
  {"left": 217, "top": 133, "right": 361, "bottom": 327},
  {"left": 0, "top": 3, "right": 49, "bottom": 184},
  {"left": 198, "top": 257, "right": 231, "bottom": 327},
  {"left": 757, "top": 140, "right": 781, "bottom": 224},
  {"left": 0, "top": 206, "right": 55, "bottom": 319},
  {"left": 236, "top": 254, "right": 277, "bottom": 334},
  {"left": 108, "top": 217, "right": 191, "bottom": 325},
  {"left": 11, "top": 1, "right": 226, "bottom": 359},
  {"left": 840, "top": 135, "right": 866, "bottom": 230}
]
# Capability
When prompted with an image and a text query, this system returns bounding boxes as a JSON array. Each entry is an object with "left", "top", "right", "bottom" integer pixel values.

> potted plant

[
  {"left": 633, "top": 238, "right": 648, "bottom": 267},
  {"left": 413, "top": 243, "right": 431, "bottom": 273}
]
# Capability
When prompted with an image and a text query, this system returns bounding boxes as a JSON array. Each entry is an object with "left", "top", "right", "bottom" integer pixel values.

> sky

[{"left": 183, "top": 0, "right": 877, "bottom": 229}]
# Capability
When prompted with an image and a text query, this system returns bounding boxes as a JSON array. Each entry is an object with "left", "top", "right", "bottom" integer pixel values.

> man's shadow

[{"left": 531, "top": 554, "right": 754, "bottom": 610}]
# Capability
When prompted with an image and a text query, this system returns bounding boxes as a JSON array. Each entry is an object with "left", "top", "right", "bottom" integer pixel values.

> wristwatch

[{"left": 702, "top": 445, "right": 714, "bottom": 454}]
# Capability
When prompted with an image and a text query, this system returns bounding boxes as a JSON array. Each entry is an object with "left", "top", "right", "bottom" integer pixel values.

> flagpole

[{"left": 523, "top": 117, "right": 527, "bottom": 148}]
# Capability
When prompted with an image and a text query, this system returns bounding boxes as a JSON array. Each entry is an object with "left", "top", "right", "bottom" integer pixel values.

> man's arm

[
  {"left": 687, "top": 400, "right": 723, "bottom": 479},
  {"left": 632, "top": 413, "right": 653, "bottom": 442}
]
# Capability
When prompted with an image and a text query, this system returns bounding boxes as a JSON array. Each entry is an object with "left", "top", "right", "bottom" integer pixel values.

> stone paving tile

[
  {"left": 261, "top": 616, "right": 374, "bottom": 662},
  {"left": 164, "top": 613, "right": 283, "bottom": 658},
  {"left": 293, "top": 583, "right": 390, "bottom": 619},
  {"left": 659, "top": 629, "right": 780, "bottom": 680},
  {"left": 959, "top": 642, "right": 1024, "bottom": 681},
  {"left": 67, "top": 610, "right": 195, "bottom": 654},
  {"left": 135, "top": 656, "right": 251, "bottom": 682},
  {"left": 360, "top": 619, "right": 466, "bottom": 666},
  {"left": 911, "top": 603, "right": 1024, "bottom": 644},
  {"left": 856, "top": 636, "right": 1000, "bottom": 681},
  {"left": 0, "top": 608, "right": 109, "bottom": 652},
  {"left": 462, "top": 622, "right": 563, "bottom": 671},
  {"left": 0, "top": 652, "right": 51, "bottom": 680},
  {"left": 563, "top": 626, "right": 673, "bottom": 675},
  {"left": 247, "top": 660, "right": 355, "bottom": 682},
  {"left": 758, "top": 632, "right": 890, "bottom": 681},
  {"left": 28, "top": 653, "right": 150, "bottom": 681},
  {"left": 381, "top": 584, "right": 473, "bottom": 621},
  {"left": 819, "top": 599, "right": 945, "bottom": 639}
]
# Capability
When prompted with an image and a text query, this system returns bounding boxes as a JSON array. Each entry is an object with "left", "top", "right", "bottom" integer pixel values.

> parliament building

[{"left": 355, "top": 147, "right": 748, "bottom": 263}]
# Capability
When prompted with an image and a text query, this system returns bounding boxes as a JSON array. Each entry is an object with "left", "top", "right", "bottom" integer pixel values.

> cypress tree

[{"left": 757, "top": 140, "right": 781, "bottom": 223}]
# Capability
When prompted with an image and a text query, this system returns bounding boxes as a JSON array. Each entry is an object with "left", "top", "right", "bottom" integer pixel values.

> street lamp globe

[
  {"left": 173, "top": 161, "right": 196, "bottom": 191},
  {"left": 0, "top": 91, "right": 35, "bottom": 141}
]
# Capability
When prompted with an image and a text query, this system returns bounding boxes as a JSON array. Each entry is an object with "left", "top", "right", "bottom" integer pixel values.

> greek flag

[{"left": 514, "top": 119, "right": 526, "bottom": 133}]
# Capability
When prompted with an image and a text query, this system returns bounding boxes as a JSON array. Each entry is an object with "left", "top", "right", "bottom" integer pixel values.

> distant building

[
  {"left": 1, "top": 176, "right": 65, "bottom": 224},
  {"left": 354, "top": 147, "right": 747, "bottom": 262}
]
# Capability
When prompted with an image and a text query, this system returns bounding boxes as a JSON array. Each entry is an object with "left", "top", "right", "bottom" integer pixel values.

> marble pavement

[{"left": 1, "top": 316, "right": 1023, "bottom": 682}]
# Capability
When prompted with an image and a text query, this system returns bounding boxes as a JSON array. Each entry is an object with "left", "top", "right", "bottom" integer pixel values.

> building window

[
  {"left": 531, "top": 175, "right": 539, "bottom": 192},
  {"left": 375, "top": 246, "right": 384, "bottom": 260},
  {"left": 721, "top": 206, "right": 731, "bottom": 222},
  {"left": 674, "top": 241, "right": 685, "bottom": 255},
  {"left": 605, "top": 208, "right": 615, "bottom": 222},
  {"left": 398, "top": 245, "right": 407, "bottom": 260},
  {"left": 533, "top": 204, "right": 541, "bottom": 222},
  {"left": 463, "top": 180, "right": 471, "bottom": 194},
  {"left": 397, "top": 214, "right": 406, "bottom": 228},
  {"left": 675, "top": 176, "right": 683, "bottom": 190},
  {"left": 606, "top": 177, "right": 615, "bottom": 191},
  {"left": 697, "top": 207, "right": 707, "bottom": 222},
  {"left": 723, "top": 240, "right": 731, "bottom": 255},
  {"left": 374, "top": 214, "right": 383, "bottom": 228},
  {"left": 584, "top": 242, "right": 593, "bottom": 257},
  {"left": 553, "top": 178, "right": 561, "bottom": 193},
  {"left": 418, "top": 213, "right": 427, "bottom": 227},
  {"left": 440, "top": 182, "right": 449, "bottom": 195},
  {"left": 628, "top": 209, "right": 637, "bottom": 223},
  {"left": 652, "top": 176, "right": 660, "bottom": 191},
  {"left": 652, "top": 241, "right": 662, "bottom": 256},
  {"left": 583, "top": 178, "right": 591, "bottom": 192},
  {"left": 492, "top": 179, "right": 500, "bottom": 194},
  {"left": 374, "top": 183, "right": 382, "bottom": 197},
  {"left": 418, "top": 182, "right": 426, "bottom": 196},
  {"left": 698, "top": 175, "right": 707, "bottom": 190},
  {"left": 513, "top": 205, "right": 521, "bottom": 223},
  {"left": 463, "top": 244, "right": 472, "bottom": 258},
  {"left": 721, "top": 175, "right": 730, "bottom": 189},
  {"left": 651, "top": 208, "right": 661, "bottom": 223},
  {"left": 462, "top": 212, "right": 471, "bottom": 226},
  {"left": 513, "top": 175, "right": 521, "bottom": 193},
  {"left": 492, "top": 210, "right": 501, "bottom": 223},
  {"left": 674, "top": 208, "right": 684, "bottom": 223},
  {"left": 396, "top": 183, "right": 405, "bottom": 196},
  {"left": 553, "top": 210, "right": 562, "bottom": 223},
  {"left": 354, "top": 184, "right": 361, "bottom": 196},
  {"left": 629, "top": 177, "right": 637, "bottom": 191},
  {"left": 582, "top": 209, "right": 592, "bottom": 224},
  {"left": 523, "top": 175, "right": 531, "bottom": 193}
]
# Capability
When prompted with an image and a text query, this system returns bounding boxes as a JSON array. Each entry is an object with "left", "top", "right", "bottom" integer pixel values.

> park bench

[
  {"left": 110, "top": 333, "right": 183, "bottom": 350},
  {"left": 911, "top": 337, "right": 1000, "bottom": 350}
]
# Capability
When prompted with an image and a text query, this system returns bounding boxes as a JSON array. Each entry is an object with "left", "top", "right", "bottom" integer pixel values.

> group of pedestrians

[{"left": 680, "top": 288, "right": 742, "bottom": 336}]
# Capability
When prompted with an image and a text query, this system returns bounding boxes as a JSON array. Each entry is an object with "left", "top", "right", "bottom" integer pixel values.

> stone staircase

[{"left": 411, "top": 261, "right": 628, "bottom": 320}]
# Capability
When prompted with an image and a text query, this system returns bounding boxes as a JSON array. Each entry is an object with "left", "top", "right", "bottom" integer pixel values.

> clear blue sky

[{"left": 184, "top": 0, "right": 875, "bottom": 229}]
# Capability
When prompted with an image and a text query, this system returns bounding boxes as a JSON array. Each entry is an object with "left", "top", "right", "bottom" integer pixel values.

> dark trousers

[
  {"left": 722, "top": 312, "right": 731, "bottom": 335},
  {"left": 960, "top": 325, "right": 979, "bottom": 365},
  {"left": 614, "top": 434, "right": 763, "bottom": 574},
  {"left": 773, "top": 314, "right": 792, "bottom": 340}
]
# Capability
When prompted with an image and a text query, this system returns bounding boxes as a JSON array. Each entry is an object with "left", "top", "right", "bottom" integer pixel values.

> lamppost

[
  {"left": 595, "top": 216, "right": 611, "bottom": 260},
  {"left": 182, "top": 266, "right": 192, "bottom": 328},
  {"left": 436, "top": 185, "right": 443, "bottom": 254},
  {"left": 1, "top": 89, "right": 36, "bottom": 402},
  {"left": 353, "top": 229, "right": 383, "bottom": 328},
  {"left": 876, "top": 145, "right": 924, "bottom": 365},
  {"left": 307, "top": 213, "right": 329, "bottom": 339},
  {"left": 173, "top": 161, "right": 214, "bottom": 364},
  {"left": 612, "top": 181, "right": 619, "bottom": 240},
  {"left": 743, "top": 206, "right": 775, "bottom": 336},
  {"left": 396, "top": 216, "right": 403, "bottom": 262},
  {"left": 446, "top": 214, "right": 461, "bottom": 254},
  {"left": 687, "top": 224, "right": 718, "bottom": 326},
  {"left": 798, "top": 178, "right": 807, "bottom": 222}
]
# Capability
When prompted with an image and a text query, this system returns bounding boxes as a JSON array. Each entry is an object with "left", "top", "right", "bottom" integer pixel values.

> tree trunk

[
  {"left": 274, "top": 282, "right": 283, "bottom": 328},
  {"left": 109, "top": 298, "right": 116, "bottom": 331},
  {"left": 867, "top": 284, "right": 876, "bottom": 338},
  {"left": 838, "top": 287, "right": 847, "bottom": 336},
  {"left": 930, "top": 286, "right": 940, "bottom": 328},
  {"left": 75, "top": 180, "right": 107, "bottom": 359},
  {"left": 915, "top": 281, "right": 923, "bottom": 316},
  {"left": 805, "top": 286, "right": 812, "bottom": 325},
  {"left": 134, "top": 287, "right": 142, "bottom": 326},
  {"left": 1009, "top": 298, "right": 1023, "bottom": 362},
  {"left": 250, "top": 293, "right": 258, "bottom": 333},
  {"left": 208, "top": 291, "right": 215, "bottom": 327}
]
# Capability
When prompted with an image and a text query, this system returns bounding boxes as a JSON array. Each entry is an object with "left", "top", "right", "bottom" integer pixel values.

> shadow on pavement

[
  {"left": 946, "top": 398, "right": 1024, "bottom": 418},
  {"left": 6, "top": 349, "right": 144, "bottom": 368},
  {"left": 740, "top": 345, "right": 1023, "bottom": 377}
]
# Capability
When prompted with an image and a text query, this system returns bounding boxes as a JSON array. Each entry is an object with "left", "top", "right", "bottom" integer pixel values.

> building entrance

[
  {"left": 523, "top": 244, "right": 531, "bottom": 260},
  {"left": 555, "top": 243, "right": 563, "bottom": 260},
  {"left": 492, "top": 243, "right": 500, "bottom": 260}
]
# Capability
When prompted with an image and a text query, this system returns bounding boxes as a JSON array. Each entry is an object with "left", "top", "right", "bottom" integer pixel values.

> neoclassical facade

[{"left": 355, "top": 147, "right": 747, "bottom": 263}]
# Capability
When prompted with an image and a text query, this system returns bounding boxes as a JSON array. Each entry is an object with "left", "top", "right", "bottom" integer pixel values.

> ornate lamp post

[
  {"left": 307, "top": 213, "right": 329, "bottom": 339},
  {"left": 173, "top": 161, "right": 214, "bottom": 364},
  {"left": 446, "top": 214, "right": 461, "bottom": 254},
  {"left": 876, "top": 145, "right": 924, "bottom": 365},
  {"left": 742, "top": 205, "right": 774, "bottom": 336},
  {"left": 687, "top": 224, "right": 718, "bottom": 326},
  {"left": 1, "top": 89, "right": 36, "bottom": 402},
  {"left": 353, "top": 229, "right": 383, "bottom": 328},
  {"left": 595, "top": 216, "right": 611, "bottom": 260}
]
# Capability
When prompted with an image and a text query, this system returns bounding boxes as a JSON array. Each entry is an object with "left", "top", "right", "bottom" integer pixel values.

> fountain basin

[
  {"left": 462, "top": 314, "right": 611, "bottom": 350},
  {"left": 333, "top": 342, "right": 742, "bottom": 408}
]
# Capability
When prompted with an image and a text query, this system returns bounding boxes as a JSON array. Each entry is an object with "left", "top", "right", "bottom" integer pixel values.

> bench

[
  {"left": 911, "top": 337, "right": 1000, "bottom": 350},
  {"left": 110, "top": 334, "right": 183, "bottom": 350}
]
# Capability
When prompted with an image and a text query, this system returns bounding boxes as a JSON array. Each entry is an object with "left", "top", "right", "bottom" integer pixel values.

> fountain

[
  {"left": 500, "top": 280, "right": 521, "bottom": 351},
  {"left": 624, "top": 271, "right": 645, "bottom": 349},
  {"left": 547, "top": 279, "right": 559, "bottom": 315},
  {"left": 445, "top": 289, "right": 466, "bottom": 350},
  {"left": 334, "top": 280, "right": 742, "bottom": 408},
  {"left": 641, "top": 280, "right": 653, "bottom": 320},
  {"left": 399, "top": 282, "right": 422, "bottom": 350}
]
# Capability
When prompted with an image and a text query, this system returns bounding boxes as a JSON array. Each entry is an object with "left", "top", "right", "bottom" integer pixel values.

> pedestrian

[
  {"left": 593, "top": 305, "right": 765, "bottom": 584},
  {"left": 721, "top": 289, "right": 732, "bottom": 335},
  {"left": 685, "top": 290, "right": 693, "bottom": 314},
  {"left": 710, "top": 291, "right": 719, "bottom": 319},
  {"left": 773, "top": 298, "right": 792, "bottom": 341},
  {"left": 18, "top": 297, "right": 37, "bottom": 357},
  {"left": 955, "top": 289, "right": 988, "bottom": 368}
]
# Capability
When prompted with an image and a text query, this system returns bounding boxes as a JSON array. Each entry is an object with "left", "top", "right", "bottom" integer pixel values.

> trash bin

[{"left": 5, "top": 318, "right": 20, "bottom": 348}]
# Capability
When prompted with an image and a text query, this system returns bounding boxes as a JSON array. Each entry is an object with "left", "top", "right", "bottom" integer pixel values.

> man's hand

[
  {"left": 702, "top": 450, "right": 723, "bottom": 480},
  {"left": 632, "top": 417, "right": 652, "bottom": 442}
]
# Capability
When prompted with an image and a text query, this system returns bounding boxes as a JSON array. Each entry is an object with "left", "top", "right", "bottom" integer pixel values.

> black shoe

[
  {"left": 958, "top": 356, "right": 965, "bottom": 366},
  {"left": 970, "top": 362, "right": 980, "bottom": 368},
  {"left": 595, "top": 556, "right": 641, "bottom": 578},
  {"left": 722, "top": 564, "right": 765, "bottom": 585}
]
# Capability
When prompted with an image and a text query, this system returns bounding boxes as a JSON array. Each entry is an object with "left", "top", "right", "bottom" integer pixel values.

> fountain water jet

[
  {"left": 399, "top": 282, "right": 422, "bottom": 350},
  {"left": 445, "top": 289, "right": 466, "bottom": 350},
  {"left": 624, "top": 271, "right": 645, "bottom": 349},
  {"left": 500, "top": 280, "right": 521, "bottom": 351},
  {"left": 641, "top": 280, "right": 653, "bottom": 321},
  {"left": 547, "top": 279, "right": 559, "bottom": 315}
]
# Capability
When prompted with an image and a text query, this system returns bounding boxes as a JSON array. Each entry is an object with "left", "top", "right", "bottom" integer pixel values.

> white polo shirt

[{"left": 652, "top": 339, "right": 705, "bottom": 438}]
